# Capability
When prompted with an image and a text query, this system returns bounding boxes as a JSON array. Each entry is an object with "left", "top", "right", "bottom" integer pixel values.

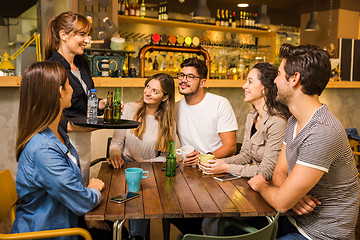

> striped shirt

[{"left": 284, "top": 105, "right": 360, "bottom": 239}]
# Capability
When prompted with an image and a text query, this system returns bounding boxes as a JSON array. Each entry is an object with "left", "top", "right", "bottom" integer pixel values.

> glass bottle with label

[
  {"left": 166, "top": 140, "right": 176, "bottom": 177},
  {"left": 118, "top": 0, "right": 125, "bottom": 15},
  {"left": 215, "top": 9, "right": 220, "bottom": 26},
  {"left": 140, "top": 0, "right": 146, "bottom": 17},
  {"left": 113, "top": 89, "right": 121, "bottom": 124},
  {"left": 104, "top": 91, "right": 114, "bottom": 124}
]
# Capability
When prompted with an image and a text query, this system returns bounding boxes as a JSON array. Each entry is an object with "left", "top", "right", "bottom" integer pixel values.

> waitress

[{"left": 45, "top": 11, "right": 106, "bottom": 186}]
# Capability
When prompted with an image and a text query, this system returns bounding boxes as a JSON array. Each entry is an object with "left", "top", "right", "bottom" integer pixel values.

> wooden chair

[
  {"left": 183, "top": 211, "right": 280, "bottom": 240},
  {"left": 349, "top": 138, "right": 360, "bottom": 175},
  {"left": 90, "top": 137, "right": 112, "bottom": 167},
  {"left": 0, "top": 169, "right": 93, "bottom": 240}
]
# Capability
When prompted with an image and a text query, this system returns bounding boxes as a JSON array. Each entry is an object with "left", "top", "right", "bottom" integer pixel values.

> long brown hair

[
  {"left": 132, "top": 73, "right": 175, "bottom": 152},
  {"left": 16, "top": 62, "right": 68, "bottom": 161},
  {"left": 44, "top": 11, "right": 92, "bottom": 60},
  {"left": 252, "top": 62, "right": 291, "bottom": 119}
]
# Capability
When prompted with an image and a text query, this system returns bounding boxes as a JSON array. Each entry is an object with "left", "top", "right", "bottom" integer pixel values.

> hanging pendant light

[
  {"left": 305, "top": 11, "right": 321, "bottom": 31},
  {"left": 193, "top": 0, "right": 211, "bottom": 20},
  {"left": 255, "top": 4, "right": 270, "bottom": 25}
]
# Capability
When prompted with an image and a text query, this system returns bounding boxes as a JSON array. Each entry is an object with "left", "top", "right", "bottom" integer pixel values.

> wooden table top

[{"left": 85, "top": 162, "right": 276, "bottom": 221}]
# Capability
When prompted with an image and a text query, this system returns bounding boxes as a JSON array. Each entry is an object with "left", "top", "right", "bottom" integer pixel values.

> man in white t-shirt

[{"left": 175, "top": 58, "right": 238, "bottom": 166}]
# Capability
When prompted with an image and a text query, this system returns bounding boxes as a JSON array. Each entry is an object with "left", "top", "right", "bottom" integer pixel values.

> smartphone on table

[
  {"left": 213, "top": 173, "right": 241, "bottom": 182},
  {"left": 110, "top": 192, "right": 140, "bottom": 204}
]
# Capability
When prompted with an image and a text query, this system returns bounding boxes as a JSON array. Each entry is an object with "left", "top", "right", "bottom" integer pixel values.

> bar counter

[
  {"left": 1, "top": 76, "right": 360, "bottom": 183},
  {"left": 1, "top": 76, "right": 360, "bottom": 88}
]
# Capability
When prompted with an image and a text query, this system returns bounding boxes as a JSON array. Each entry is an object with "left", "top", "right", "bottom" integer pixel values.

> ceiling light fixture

[
  {"left": 305, "top": 11, "right": 321, "bottom": 31},
  {"left": 193, "top": 0, "right": 211, "bottom": 20},
  {"left": 255, "top": 4, "right": 270, "bottom": 25},
  {"left": 237, "top": 3, "right": 249, "bottom": 8}
]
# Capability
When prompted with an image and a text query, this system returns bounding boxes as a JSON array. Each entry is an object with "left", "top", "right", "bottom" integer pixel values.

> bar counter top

[{"left": 1, "top": 76, "right": 359, "bottom": 88}]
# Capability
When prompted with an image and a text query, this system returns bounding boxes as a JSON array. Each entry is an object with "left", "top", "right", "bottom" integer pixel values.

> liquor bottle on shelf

[
  {"left": 231, "top": 11, "right": 236, "bottom": 28},
  {"left": 239, "top": 11, "right": 244, "bottom": 28},
  {"left": 140, "top": 0, "right": 146, "bottom": 17},
  {"left": 166, "top": 140, "right": 176, "bottom": 177},
  {"left": 220, "top": 9, "right": 225, "bottom": 27},
  {"left": 118, "top": 0, "right": 125, "bottom": 15},
  {"left": 153, "top": 56, "right": 159, "bottom": 70},
  {"left": 176, "top": 35, "right": 184, "bottom": 46},
  {"left": 224, "top": 10, "right": 229, "bottom": 27},
  {"left": 113, "top": 89, "right": 121, "bottom": 124},
  {"left": 135, "top": 0, "right": 140, "bottom": 17},
  {"left": 160, "top": 34, "right": 169, "bottom": 45},
  {"left": 158, "top": 2, "right": 162, "bottom": 20},
  {"left": 215, "top": 9, "right": 220, "bottom": 26},
  {"left": 250, "top": 13, "right": 255, "bottom": 29},
  {"left": 124, "top": 0, "right": 129, "bottom": 16},
  {"left": 104, "top": 91, "right": 114, "bottom": 124},
  {"left": 228, "top": 10, "right": 232, "bottom": 27},
  {"left": 129, "top": 0, "right": 135, "bottom": 16},
  {"left": 163, "top": 1, "right": 168, "bottom": 20}
]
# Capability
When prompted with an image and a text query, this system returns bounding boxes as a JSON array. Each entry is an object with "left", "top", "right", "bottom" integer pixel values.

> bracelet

[{"left": 207, "top": 152, "right": 213, "bottom": 155}]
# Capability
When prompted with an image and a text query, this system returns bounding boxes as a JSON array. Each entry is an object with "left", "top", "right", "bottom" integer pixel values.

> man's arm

[
  {"left": 248, "top": 164, "right": 324, "bottom": 213},
  {"left": 212, "top": 131, "right": 237, "bottom": 158},
  {"left": 271, "top": 144, "right": 288, "bottom": 187}
]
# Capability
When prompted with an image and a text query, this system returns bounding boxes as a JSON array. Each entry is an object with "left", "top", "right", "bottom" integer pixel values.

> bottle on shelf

[
  {"left": 231, "top": 11, "right": 236, "bottom": 28},
  {"left": 158, "top": 2, "right": 162, "bottom": 20},
  {"left": 113, "top": 88, "right": 121, "bottom": 124},
  {"left": 124, "top": 0, "right": 129, "bottom": 16},
  {"left": 104, "top": 91, "right": 114, "bottom": 124},
  {"left": 160, "top": 34, "right": 169, "bottom": 45},
  {"left": 228, "top": 10, "right": 232, "bottom": 27},
  {"left": 176, "top": 35, "right": 184, "bottom": 46},
  {"left": 215, "top": 9, "right": 220, "bottom": 26},
  {"left": 151, "top": 33, "right": 161, "bottom": 44},
  {"left": 118, "top": 0, "right": 126, "bottom": 15},
  {"left": 224, "top": 10, "right": 229, "bottom": 27},
  {"left": 220, "top": 9, "right": 225, "bottom": 27},
  {"left": 140, "top": 0, "right": 146, "bottom": 17},
  {"left": 163, "top": 1, "right": 168, "bottom": 20},
  {"left": 240, "top": 11, "right": 245, "bottom": 28},
  {"left": 135, "top": 0, "right": 140, "bottom": 17},
  {"left": 129, "top": 0, "right": 135, "bottom": 16},
  {"left": 153, "top": 56, "right": 159, "bottom": 70},
  {"left": 166, "top": 140, "right": 176, "bottom": 177},
  {"left": 87, "top": 89, "right": 98, "bottom": 124}
]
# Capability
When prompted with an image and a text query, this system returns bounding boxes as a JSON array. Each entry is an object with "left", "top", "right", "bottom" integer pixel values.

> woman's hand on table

[
  {"left": 88, "top": 178, "right": 105, "bottom": 192},
  {"left": 107, "top": 152, "right": 124, "bottom": 169},
  {"left": 198, "top": 159, "right": 228, "bottom": 175},
  {"left": 183, "top": 149, "right": 200, "bottom": 166},
  {"left": 292, "top": 195, "right": 321, "bottom": 215}
]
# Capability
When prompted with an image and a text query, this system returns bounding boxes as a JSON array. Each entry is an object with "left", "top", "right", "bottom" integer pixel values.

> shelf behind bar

[
  {"left": 118, "top": 15, "right": 275, "bottom": 37},
  {"left": 1, "top": 76, "right": 360, "bottom": 88}
]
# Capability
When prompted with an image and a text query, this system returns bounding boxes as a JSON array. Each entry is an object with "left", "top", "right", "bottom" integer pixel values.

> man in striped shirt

[{"left": 248, "top": 44, "right": 360, "bottom": 239}]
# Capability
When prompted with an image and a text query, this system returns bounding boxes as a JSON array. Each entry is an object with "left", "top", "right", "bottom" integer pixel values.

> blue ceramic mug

[{"left": 125, "top": 168, "right": 149, "bottom": 192}]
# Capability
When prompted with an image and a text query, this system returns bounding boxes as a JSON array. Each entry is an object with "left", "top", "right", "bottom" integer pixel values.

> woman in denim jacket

[{"left": 11, "top": 62, "right": 104, "bottom": 239}]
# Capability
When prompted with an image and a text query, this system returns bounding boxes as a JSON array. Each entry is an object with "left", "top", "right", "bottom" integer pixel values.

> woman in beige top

[
  {"left": 107, "top": 73, "right": 175, "bottom": 240},
  {"left": 199, "top": 62, "right": 291, "bottom": 180}
]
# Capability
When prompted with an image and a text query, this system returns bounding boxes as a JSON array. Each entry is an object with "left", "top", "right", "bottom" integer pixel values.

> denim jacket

[{"left": 11, "top": 127, "right": 101, "bottom": 240}]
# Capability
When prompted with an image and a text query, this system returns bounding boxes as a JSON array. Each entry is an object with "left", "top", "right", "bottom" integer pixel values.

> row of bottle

[
  {"left": 86, "top": 89, "right": 122, "bottom": 124},
  {"left": 118, "top": 0, "right": 146, "bottom": 17},
  {"left": 158, "top": 2, "right": 168, "bottom": 20},
  {"left": 215, "top": 9, "right": 267, "bottom": 30}
]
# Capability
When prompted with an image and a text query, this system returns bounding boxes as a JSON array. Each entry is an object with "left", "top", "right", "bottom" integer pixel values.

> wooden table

[{"left": 85, "top": 162, "right": 276, "bottom": 240}]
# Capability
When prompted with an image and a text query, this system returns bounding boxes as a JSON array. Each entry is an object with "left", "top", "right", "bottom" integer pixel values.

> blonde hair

[
  {"left": 132, "top": 74, "right": 175, "bottom": 152},
  {"left": 44, "top": 11, "right": 92, "bottom": 60}
]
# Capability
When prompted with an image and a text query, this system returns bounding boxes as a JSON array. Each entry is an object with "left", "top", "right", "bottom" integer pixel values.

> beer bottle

[
  {"left": 153, "top": 56, "right": 159, "bottom": 70},
  {"left": 215, "top": 9, "right": 220, "bottom": 26},
  {"left": 166, "top": 140, "right": 176, "bottom": 177},
  {"left": 113, "top": 89, "right": 121, "bottom": 124},
  {"left": 220, "top": 9, "right": 225, "bottom": 27},
  {"left": 224, "top": 10, "right": 229, "bottom": 27},
  {"left": 140, "top": 0, "right": 146, "bottom": 17},
  {"left": 231, "top": 11, "right": 236, "bottom": 28},
  {"left": 104, "top": 91, "right": 114, "bottom": 124}
]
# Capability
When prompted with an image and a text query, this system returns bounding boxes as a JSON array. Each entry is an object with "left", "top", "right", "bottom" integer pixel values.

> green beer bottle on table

[
  {"left": 166, "top": 140, "right": 176, "bottom": 177},
  {"left": 113, "top": 88, "right": 121, "bottom": 124}
]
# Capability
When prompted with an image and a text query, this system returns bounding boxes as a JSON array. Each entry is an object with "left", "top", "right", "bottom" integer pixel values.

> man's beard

[{"left": 179, "top": 81, "right": 201, "bottom": 96}]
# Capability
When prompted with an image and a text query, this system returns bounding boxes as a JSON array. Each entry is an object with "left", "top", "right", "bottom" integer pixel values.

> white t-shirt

[{"left": 176, "top": 93, "right": 238, "bottom": 154}]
